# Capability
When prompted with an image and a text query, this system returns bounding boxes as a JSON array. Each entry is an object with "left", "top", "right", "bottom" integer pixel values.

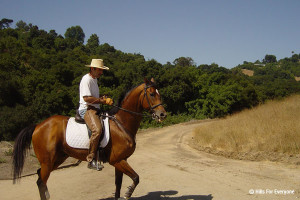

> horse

[{"left": 12, "top": 78, "right": 167, "bottom": 200}]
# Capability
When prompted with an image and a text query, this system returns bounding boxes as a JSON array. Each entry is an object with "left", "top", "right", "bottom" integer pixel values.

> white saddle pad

[{"left": 66, "top": 116, "right": 110, "bottom": 149}]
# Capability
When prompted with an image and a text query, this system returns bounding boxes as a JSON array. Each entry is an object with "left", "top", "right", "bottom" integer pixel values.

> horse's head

[{"left": 141, "top": 78, "right": 167, "bottom": 122}]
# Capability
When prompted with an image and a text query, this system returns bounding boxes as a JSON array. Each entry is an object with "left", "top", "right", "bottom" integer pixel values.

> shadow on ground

[{"left": 100, "top": 190, "right": 213, "bottom": 200}]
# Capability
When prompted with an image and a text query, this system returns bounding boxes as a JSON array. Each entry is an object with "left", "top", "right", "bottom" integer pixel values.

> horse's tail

[{"left": 12, "top": 124, "right": 36, "bottom": 183}]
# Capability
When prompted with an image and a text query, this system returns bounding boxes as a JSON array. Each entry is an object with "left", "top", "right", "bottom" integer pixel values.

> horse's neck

[{"left": 116, "top": 84, "right": 144, "bottom": 136}]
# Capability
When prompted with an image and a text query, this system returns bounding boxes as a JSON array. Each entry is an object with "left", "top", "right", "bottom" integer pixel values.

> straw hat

[{"left": 85, "top": 59, "right": 109, "bottom": 70}]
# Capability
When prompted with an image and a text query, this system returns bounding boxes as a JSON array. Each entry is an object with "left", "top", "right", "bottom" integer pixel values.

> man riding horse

[
  {"left": 13, "top": 58, "right": 167, "bottom": 200},
  {"left": 78, "top": 59, "right": 113, "bottom": 170}
]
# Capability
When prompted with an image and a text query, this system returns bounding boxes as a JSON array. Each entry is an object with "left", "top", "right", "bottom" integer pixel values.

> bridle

[{"left": 142, "top": 84, "right": 163, "bottom": 113}]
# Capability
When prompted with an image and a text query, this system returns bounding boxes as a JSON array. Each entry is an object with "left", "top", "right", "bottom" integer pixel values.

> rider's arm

[
  {"left": 83, "top": 96, "right": 113, "bottom": 105},
  {"left": 83, "top": 96, "right": 106, "bottom": 104}
]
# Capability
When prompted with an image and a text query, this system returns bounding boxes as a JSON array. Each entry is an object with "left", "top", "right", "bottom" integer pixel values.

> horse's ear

[{"left": 151, "top": 78, "right": 155, "bottom": 83}]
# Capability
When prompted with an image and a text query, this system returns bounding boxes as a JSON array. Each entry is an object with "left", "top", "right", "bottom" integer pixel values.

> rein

[{"left": 110, "top": 104, "right": 149, "bottom": 117}]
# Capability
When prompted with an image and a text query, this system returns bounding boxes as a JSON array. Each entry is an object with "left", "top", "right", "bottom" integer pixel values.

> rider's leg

[{"left": 84, "top": 108, "right": 103, "bottom": 170}]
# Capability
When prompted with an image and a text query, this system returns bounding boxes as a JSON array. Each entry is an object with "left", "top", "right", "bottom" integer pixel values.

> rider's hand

[{"left": 105, "top": 98, "right": 114, "bottom": 105}]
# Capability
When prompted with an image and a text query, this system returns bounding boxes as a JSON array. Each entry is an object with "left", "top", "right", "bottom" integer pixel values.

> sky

[{"left": 1, "top": 0, "right": 300, "bottom": 68}]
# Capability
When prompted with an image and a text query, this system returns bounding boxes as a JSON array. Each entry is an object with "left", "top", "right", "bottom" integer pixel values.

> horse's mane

[{"left": 107, "top": 85, "right": 140, "bottom": 115}]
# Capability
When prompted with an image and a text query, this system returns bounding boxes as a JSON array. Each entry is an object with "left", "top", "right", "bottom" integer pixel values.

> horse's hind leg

[
  {"left": 36, "top": 155, "right": 68, "bottom": 200},
  {"left": 36, "top": 165, "right": 51, "bottom": 200}
]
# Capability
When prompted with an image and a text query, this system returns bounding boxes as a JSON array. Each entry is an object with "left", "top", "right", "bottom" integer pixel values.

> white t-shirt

[{"left": 78, "top": 73, "right": 100, "bottom": 110}]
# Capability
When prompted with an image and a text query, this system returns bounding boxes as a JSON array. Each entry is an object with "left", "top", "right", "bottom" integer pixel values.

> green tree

[
  {"left": 86, "top": 34, "right": 99, "bottom": 54},
  {"left": 15, "top": 20, "right": 29, "bottom": 31},
  {"left": 64, "top": 26, "right": 85, "bottom": 44},
  {"left": 291, "top": 54, "right": 299, "bottom": 63},
  {"left": 159, "top": 65, "right": 197, "bottom": 113},
  {"left": 173, "top": 57, "right": 195, "bottom": 67},
  {"left": 97, "top": 43, "right": 116, "bottom": 54},
  {"left": 263, "top": 54, "right": 277, "bottom": 63},
  {"left": 0, "top": 18, "right": 13, "bottom": 29},
  {"left": 49, "top": 30, "right": 58, "bottom": 38}
]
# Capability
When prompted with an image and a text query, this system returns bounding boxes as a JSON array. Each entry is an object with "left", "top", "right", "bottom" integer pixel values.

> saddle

[
  {"left": 67, "top": 110, "right": 109, "bottom": 163},
  {"left": 75, "top": 110, "right": 85, "bottom": 124}
]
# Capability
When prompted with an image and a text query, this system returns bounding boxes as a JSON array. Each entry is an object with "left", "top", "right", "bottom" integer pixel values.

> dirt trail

[{"left": 0, "top": 120, "right": 299, "bottom": 200}]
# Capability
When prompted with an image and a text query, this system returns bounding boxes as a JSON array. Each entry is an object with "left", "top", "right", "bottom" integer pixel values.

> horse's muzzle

[{"left": 152, "top": 110, "right": 167, "bottom": 122}]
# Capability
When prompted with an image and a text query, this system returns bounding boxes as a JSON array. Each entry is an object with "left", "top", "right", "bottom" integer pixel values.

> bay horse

[{"left": 12, "top": 78, "right": 167, "bottom": 200}]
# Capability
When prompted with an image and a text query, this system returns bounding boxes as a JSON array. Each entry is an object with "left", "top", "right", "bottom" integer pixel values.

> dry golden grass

[
  {"left": 295, "top": 76, "right": 300, "bottom": 81},
  {"left": 193, "top": 95, "right": 300, "bottom": 155},
  {"left": 241, "top": 69, "right": 254, "bottom": 76}
]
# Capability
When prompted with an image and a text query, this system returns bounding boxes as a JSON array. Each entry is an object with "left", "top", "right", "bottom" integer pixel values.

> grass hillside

[{"left": 192, "top": 95, "right": 300, "bottom": 163}]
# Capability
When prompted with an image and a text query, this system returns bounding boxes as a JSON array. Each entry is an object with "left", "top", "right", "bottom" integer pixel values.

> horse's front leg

[
  {"left": 114, "top": 160, "right": 139, "bottom": 199},
  {"left": 115, "top": 168, "right": 123, "bottom": 199}
]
